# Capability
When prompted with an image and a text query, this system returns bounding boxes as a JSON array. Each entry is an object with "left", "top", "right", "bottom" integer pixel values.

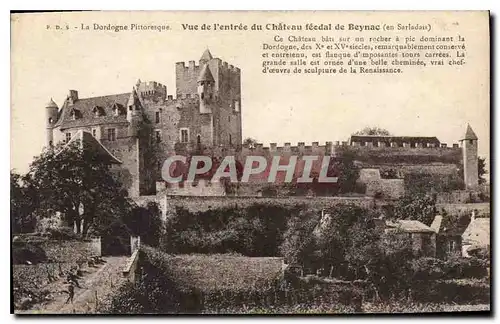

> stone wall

[
  {"left": 164, "top": 179, "right": 226, "bottom": 196},
  {"left": 164, "top": 195, "right": 376, "bottom": 213},
  {"left": 357, "top": 168, "right": 405, "bottom": 199}
]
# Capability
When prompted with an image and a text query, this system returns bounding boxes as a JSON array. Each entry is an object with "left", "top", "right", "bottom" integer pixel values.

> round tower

[
  {"left": 45, "top": 98, "right": 58, "bottom": 147},
  {"left": 460, "top": 124, "right": 479, "bottom": 189},
  {"left": 127, "top": 88, "right": 143, "bottom": 137},
  {"left": 197, "top": 64, "right": 215, "bottom": 114}
]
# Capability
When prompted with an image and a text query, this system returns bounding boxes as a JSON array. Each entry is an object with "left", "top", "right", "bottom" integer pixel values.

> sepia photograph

[{"left": 10, "top": 10, "right": 490, "bottom": 315}]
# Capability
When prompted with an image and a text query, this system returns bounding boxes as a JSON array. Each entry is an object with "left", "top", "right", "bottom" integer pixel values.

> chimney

[
  {"left": 68, "top": 90, "right": 78, "bottom": 105},
  {"left": 430, "top": 215, "right": 443, "bottom": 233}
]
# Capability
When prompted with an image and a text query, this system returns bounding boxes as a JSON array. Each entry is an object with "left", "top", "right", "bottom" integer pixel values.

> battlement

[
  {"left": 237, "top": 140, "right": 462, "bottom": 158},
  {"left": 241, "top": 141, "right": 338, "bottom": 154},
  {"left": 176, "top": 60, "right": 201, "bottom": 71},
  {"left": 217, "top": 59, "right": 241, "bottom": 73},
  {"left": 137, "top": 80, "right": 167, "bottom": 100},
  {"left": 164, "top": 94, "right": 199, "bottom": 105}
]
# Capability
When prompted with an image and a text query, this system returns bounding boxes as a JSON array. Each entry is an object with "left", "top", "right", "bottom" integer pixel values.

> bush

[
  {"left": 47, "top": 226, "right": 80, "bottom": 240},
  {"left": 444, "top": 257, "right": 488, "bottom": 279},
  {"left": 163, "top": 203, "right": 292, "bottom": 256},
  {"left": 12, "top": 243, "right": 47, "bottom": 264},
  {"left": 410, "top": 257, "right": 445, "bottom": 281}
]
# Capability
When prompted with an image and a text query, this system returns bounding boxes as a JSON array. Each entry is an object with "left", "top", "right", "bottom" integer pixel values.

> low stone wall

[{"left": 122, "top": 250, "right": 140, "bottom": 283}]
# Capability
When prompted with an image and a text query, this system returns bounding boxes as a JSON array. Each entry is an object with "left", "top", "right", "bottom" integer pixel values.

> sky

[{"left": 10, "top": 11, "right": 490, "bottom": 174}]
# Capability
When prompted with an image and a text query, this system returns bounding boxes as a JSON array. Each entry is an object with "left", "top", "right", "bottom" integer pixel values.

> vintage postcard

[{"left": 11, "top": 11, "right": 490, "bottom": 315}]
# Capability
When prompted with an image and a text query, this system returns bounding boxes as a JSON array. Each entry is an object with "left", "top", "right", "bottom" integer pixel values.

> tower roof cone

[
  {"left": 46, "top": 98, "right": 58, "bottom": 109},
  {"left": 200, "top": 48, "right": 213, "bottom": 62},
  {"left": 197, "top": 64, "right": 215, "bottom": 83},
  {"left": 463, "top": 124, "right": 478, "bottom": 140}
]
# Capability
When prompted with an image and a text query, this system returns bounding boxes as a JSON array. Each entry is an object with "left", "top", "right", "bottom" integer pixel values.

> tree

[
  {"left": 478, "top": 157, "right": 487, "bottom": 184},
  {"left": 335, "top": 150, "right": 360, "bottom": 194},
  {"left": 11, "top": 171, "right": 38, "bottom": 233},
  {"left": 353, "top": 126, "right": 392, "bottom": 136},
  {"left": 243, "top": 137, "right": 258, "bottom": 148},
  {"left": 124, "top": 202, "right": 165, "bottom": 247},
  {"left": 26, "top": 141, "right": 131, "bottom": 236},
  {"left": 392, "top": 193, "right": 436, "bottom": 226}
]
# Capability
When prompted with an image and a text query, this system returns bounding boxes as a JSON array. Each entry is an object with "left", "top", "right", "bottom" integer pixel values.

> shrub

[
  {"left": 410, "top": 257, "right": 445, "bottom": 281},
  {"left": 12, "top": 243, "right": 48, "bottom": 264},
  {"left": 444, "top": 256, "right": 488, "bottom": 279},
  {"left": 47, "top": 226, "right": 80, "bottom": 240}
]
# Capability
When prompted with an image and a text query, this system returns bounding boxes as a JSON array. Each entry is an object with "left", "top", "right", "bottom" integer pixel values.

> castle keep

[
  {"left": 45, "top": 49, "right": 479, "bottom": 198},
  {"left": 46, "top": 49, "right": 242, "bottom": 196}
]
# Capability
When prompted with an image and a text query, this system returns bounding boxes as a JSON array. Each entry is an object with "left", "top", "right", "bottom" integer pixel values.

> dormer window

[
  {"left": 112, "top": 103, "right": 124, "bottom": 116},
  {"left": 70, "top": 108, "right": 81, "bottom": 120},
  {"left": 92, "top": 106, "right": 104, "bottom": 117}
]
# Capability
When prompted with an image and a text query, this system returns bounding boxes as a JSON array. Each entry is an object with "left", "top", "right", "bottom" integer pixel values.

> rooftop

[{"left": 55, "top": 93, "right": 130, "bottom": 129}]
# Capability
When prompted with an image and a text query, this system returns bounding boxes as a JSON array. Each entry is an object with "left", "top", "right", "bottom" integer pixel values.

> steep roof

[
  {"left": 462, "top": 217, "right": 490, "bottom": 246},
  {"left": 199, "top": 48, "right": 213, "bottom": 62},
  {"left": 55, "top": 93, "right": 130, "bottom": 130},
  {"left": 127, "top": 88, "right": 140, "bottom": 107},
  {"left": 46, "top": 98, "right": 58, "bottom": 109},
  {"left": 386, "top": 219, "right": 435, "bottom": 233},
  {"left": 197, "top": 64, "right": 215, "bottom": 83},
  {"left": 463, "top": 124, "right": 478, "bottom": 140},
  {"left": 56, "top": 130, "right": 122, "bottom": 164},
  {"left": 430, "top": 215, "right": 443, "bottom": 233}
]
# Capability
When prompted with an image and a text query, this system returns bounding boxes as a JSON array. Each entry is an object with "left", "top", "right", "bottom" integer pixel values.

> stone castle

[{"left": 45, "top": 49, "right": 480, "bottom": 198}]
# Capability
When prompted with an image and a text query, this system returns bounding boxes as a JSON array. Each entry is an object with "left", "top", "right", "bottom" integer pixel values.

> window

[
  {"left": 229, "top": 134, "right": 232, "bottom": 145},
  {"left": 107, "top": 128, "right": 116, "bottom": 141},
  {"left": 235, "top": 101, "right": 240, "bottom": 112},
  {"left": 197, "top": 134, "right": 201, "bottom": 145},
  {"left": 228, "top": 115, "right": 231, "bottom": 122},
  {"left": 92, "top": 128, "right": 97, "bottom": 138},
  {"left": 155, "top": 130, "right": 161, "bottom": 143},
  {"left": 180, "top": 128, "right": 189, "bottom": 143},
  {"left": 155, "top": 111, "right": 160, "bottom": 124},
  {"left": 201, "top": 93, "right": 204, "bottom": 100},
  {"left": 65, "top": 132, "right": 72, "bottom": 143},
  {"left": 449, "top": 240, "right": 456, "bottom": 253}
]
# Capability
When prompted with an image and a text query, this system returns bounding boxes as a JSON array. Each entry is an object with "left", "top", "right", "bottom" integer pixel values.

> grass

[
  {"left": 12, "top": 240, "right": 101, "bottom": 310},
  {"left": 147, "top": 252, "right": 284, "bottom": 292}
]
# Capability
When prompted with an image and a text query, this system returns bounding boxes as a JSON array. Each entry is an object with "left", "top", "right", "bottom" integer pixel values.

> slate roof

[
  {"left": 462, "top": 217, "right": 490, "bottom": 246},
  {"left": 386, "top": 220, "right": 435, "bottom": 233},
  {"left": 200, "top": 48, "right": 213, "bottom": 62},
  {"left": 463, "top": 124, "right": 478, "bottom": 140},
  {"left": 54, "top": 93, "right": 130, "bottom": 130},
  {"left": 46, "top": 98, "right": 58, "bottom": 109},
  {"left": 197, "top": 64, "right": 215, "bottom": 83},
  {"left": 56, "top": 130, "right": 122, "bottom": 164}
]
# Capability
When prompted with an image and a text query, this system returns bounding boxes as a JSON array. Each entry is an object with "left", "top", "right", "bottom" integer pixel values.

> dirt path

[{"left": 17, "top": 256, "right": 129, "bottom": 314}]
